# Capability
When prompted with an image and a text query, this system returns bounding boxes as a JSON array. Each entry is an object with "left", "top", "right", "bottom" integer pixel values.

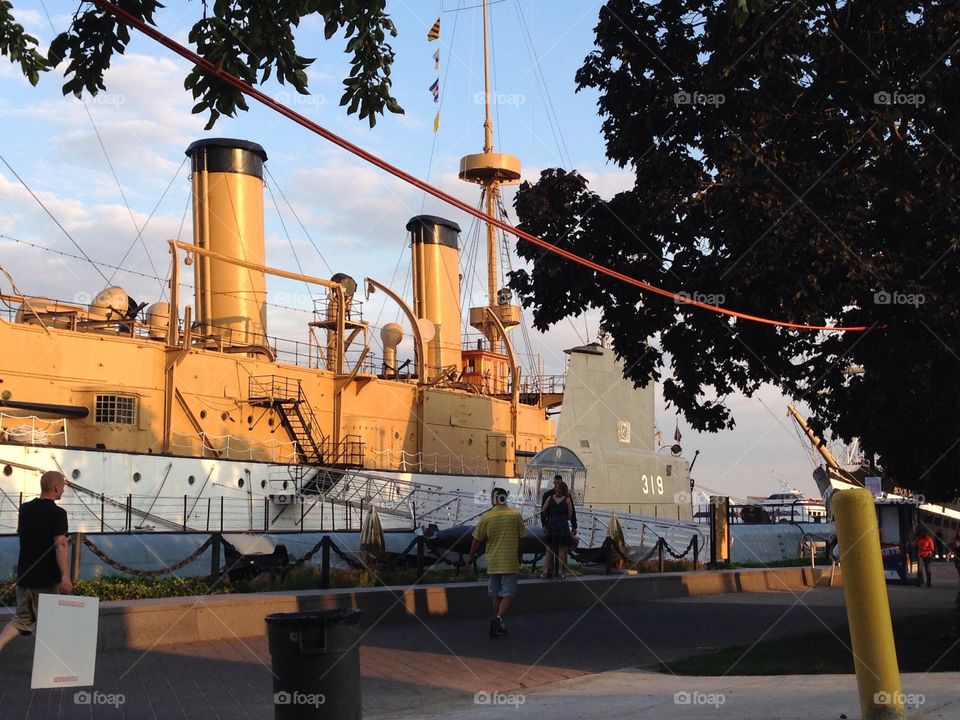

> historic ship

[{"left": 0, "top": 3, "right": 694, "bottom": 543}]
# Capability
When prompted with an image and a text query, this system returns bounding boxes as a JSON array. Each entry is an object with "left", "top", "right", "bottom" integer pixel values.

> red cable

[{"left": 90, "top": 0, "right": 868, "bottom": 333}]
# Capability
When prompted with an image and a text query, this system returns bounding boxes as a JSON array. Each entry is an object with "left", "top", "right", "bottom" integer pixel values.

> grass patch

[{"left": 659, "top": 611, "right": 960, "bottom": 675}]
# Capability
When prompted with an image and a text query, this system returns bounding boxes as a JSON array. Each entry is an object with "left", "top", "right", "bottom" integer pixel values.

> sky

[{"left": 0, "top": 0, "right": 835, "bottom": 501}]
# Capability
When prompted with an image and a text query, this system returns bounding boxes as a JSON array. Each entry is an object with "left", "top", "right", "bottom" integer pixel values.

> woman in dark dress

[{"left": 541, "top": 479, "right": 574, "bottom": 578}]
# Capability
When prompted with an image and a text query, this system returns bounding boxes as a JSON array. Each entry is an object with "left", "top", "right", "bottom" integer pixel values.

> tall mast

[
  {"left": 459, "top": 0, "right": 521, "bottom": 353},
  {"left": 786, "top": 404, "right": 868, "bottom": 483}
]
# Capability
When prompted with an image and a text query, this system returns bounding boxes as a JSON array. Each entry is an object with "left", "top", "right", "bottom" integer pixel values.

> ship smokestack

[
  {"left": 407, "top": 216, "right": 462, "bottom": 379},
  {"left": 186, "top": 138, "right": 269, "bottom": 347}
]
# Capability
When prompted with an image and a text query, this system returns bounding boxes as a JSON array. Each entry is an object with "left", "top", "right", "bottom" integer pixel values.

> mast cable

[
  {"left": 0, "top": 153, "right": 110, "bottom": 285},
  {"left": 264, "top": 180, "right": 315, "bottom": 302},
  {"left": 513, "top": 0, "right": 573, "bottom": 169},
  {"left": 263, "top": 166, "right": 333, "bottom": 275},
  {"left": 81, "top": 101, "right": 165, "bottom": 299}
]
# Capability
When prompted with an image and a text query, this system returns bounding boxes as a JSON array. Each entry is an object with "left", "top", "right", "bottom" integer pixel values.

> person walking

[
  {"left": 0, "top": 471, "right": 72, "bottom": 652},
  {"left": 467, "top": 488, "right": 526, "bottom": 638},
  {"left": 541, "top": 479, "right": 575, "bottom": 579},
  {"left": 916, "top": 527, "right": 935, "bottom": 588}
]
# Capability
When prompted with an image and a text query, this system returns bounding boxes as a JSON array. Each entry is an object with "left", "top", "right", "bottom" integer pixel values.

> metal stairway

[{"left": 248, "top": 376, "right": 326, "bottom": 465}]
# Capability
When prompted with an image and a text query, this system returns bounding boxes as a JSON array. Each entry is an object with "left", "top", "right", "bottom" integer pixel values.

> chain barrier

[
  {"left": 663, "top": 535, "right": 699, "bottom": 560},
  {"left": 281, "top": 536, "right": 328, "bottom": 569},
  {"left": 81, "top": 535, "right": 215, "bottom": 577},
  {"left": 79, "top": 530, "right": 703, "bottom": 582}
]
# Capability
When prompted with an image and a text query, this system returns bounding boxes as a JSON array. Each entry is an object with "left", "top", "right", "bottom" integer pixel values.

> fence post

[
  {"left": 693, "top": 536, "right": 700, "bottom": 570},
  {"left": 126, "top": 494, "right": 132, "bottom": 532},
  {"left": 209, "top": 534, "right": 221, "bottom": 583},
  {"left": 70, "top": 532, "right": 84, "bottom": 584},
  {"left": 206, "top": 497, "right": 211, "bottom": 532},
  {"left": 100, "top": 495, "right": 105, "bottom": 532},
  {"left": 321, "top": 536, "right": 331, "bottom": 589},
  {"left": 264, "top": 497, "right": 269, "bottom": 531},
  {"left": 657, "top": 539, "right": 665, "bottom": 572},
  {"left": 220, "top": 496, "right": 224, "bottom": 533},
  {"left": 416, "top": 536, "right": 425, "bottom": 582},
  {"left": 182, "top": 495, "right": 188, "bottom": 531}
]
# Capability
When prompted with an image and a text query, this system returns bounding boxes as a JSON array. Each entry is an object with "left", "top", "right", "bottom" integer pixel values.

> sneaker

[
  {"left": 489, "top": 618, "right": 500, "bottom": 639},
  {"left": 496, "top": 617, "right": 508, "bottom": 636}
]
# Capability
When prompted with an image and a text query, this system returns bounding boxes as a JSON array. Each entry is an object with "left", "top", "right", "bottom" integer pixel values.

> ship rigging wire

[
  {"left": 86, "top": 0, "right": 869, "bottom": 334},
  {"left": 263, "top": 166, "right": 333, "bottom": 276},
  {"left": 0, "top": 152, "right": 110, "bottom": 286},
  {"left": 81, "top": 100, "right": 167, "bottom": 301},
  {"left": 0, "top": 234, "right": 316, "bottom": 316},
  {"left": 513, "top": 0, "right": 573, "bottom": 169},
  {"left": 265, "top": 179, "right": 316, "bottom": 303}
]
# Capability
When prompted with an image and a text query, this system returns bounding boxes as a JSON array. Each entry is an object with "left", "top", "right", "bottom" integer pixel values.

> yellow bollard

[{"left": 833, "top": 488, "right": 904, "bottom": 720}]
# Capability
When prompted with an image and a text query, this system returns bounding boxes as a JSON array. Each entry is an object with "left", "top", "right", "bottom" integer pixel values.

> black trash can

[{"left": 266, "top": 608, "right": 363, "bottom": 719}]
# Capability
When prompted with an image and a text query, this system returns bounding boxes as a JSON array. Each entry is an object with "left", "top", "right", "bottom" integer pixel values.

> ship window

[{"left": 95, "top": 395, "right": 137, "bottom": 425}]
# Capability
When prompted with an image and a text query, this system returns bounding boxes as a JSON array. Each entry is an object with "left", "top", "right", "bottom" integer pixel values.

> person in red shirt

[{"left": 916, "top": 527, "right": 935, "bottom": 588}]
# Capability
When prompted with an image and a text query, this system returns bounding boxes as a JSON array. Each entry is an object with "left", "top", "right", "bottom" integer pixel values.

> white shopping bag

[{"left": 30, "top": 594, "right": 99, "bottom": 689}]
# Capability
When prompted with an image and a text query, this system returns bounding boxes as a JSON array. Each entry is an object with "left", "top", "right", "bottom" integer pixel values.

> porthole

[
  {"left": 2, "top": 465, "right": 11, "bottom": 476},
  {"left": 188, "top": 475, "right": 196, "bottom": 486},
  {"left": 200, "top": 410, "right": 207, "bottom": 419},
  {"left": 261, "top": 480, "right": 267, "bottom": 489},
  {"left": 268, "top": 418, "right": 274, "bottom": 426},
  {"left": 238, "top": 478, "right": 244, "bottom": 488},
  {"left": 247, "top": 415, "right": 253, "bottom": 424},
  {"left": 72, "top": 469, "right": 80, "bottom": 480},
  {"left": 132, "top": 472, "right": 141, "bottom": 483},
  {"left": 221, "top": 412, "right": 229, "bottom": 421},
  {"left": 282, "top": 480, "right": 288, "bottom": 490}
]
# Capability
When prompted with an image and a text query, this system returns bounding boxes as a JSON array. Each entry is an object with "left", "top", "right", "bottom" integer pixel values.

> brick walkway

[{"left": 0, "top": 564, "right": 956, "bottom": 719}]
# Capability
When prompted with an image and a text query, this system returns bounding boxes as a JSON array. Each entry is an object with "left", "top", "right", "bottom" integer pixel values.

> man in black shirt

[{"left": 0, "top": 470, "right": 71, "bottom": 652}]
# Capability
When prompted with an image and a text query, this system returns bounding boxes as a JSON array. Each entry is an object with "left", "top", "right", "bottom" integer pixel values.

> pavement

[{"left": 0, "top": 563, "right": 958, "bottom": 719}]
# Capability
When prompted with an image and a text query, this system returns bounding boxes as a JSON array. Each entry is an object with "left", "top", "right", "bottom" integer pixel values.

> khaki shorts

[{"left": 10, "top": 585, "right": 57, "bottom": 635}]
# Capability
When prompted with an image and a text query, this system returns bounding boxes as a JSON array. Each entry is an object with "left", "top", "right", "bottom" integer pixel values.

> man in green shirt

[{"left": 467, "top": 487, "right": 526, "bottom": 638}]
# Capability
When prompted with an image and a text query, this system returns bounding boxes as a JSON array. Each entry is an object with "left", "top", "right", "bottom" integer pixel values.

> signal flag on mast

[{"left": 427, "top": 18, "right": 440, "bottom": 41}]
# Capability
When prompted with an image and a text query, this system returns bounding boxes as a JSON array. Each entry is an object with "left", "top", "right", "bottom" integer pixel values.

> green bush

[{"left": 0, "top": 564, "right": 472, "bottom": 602}]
